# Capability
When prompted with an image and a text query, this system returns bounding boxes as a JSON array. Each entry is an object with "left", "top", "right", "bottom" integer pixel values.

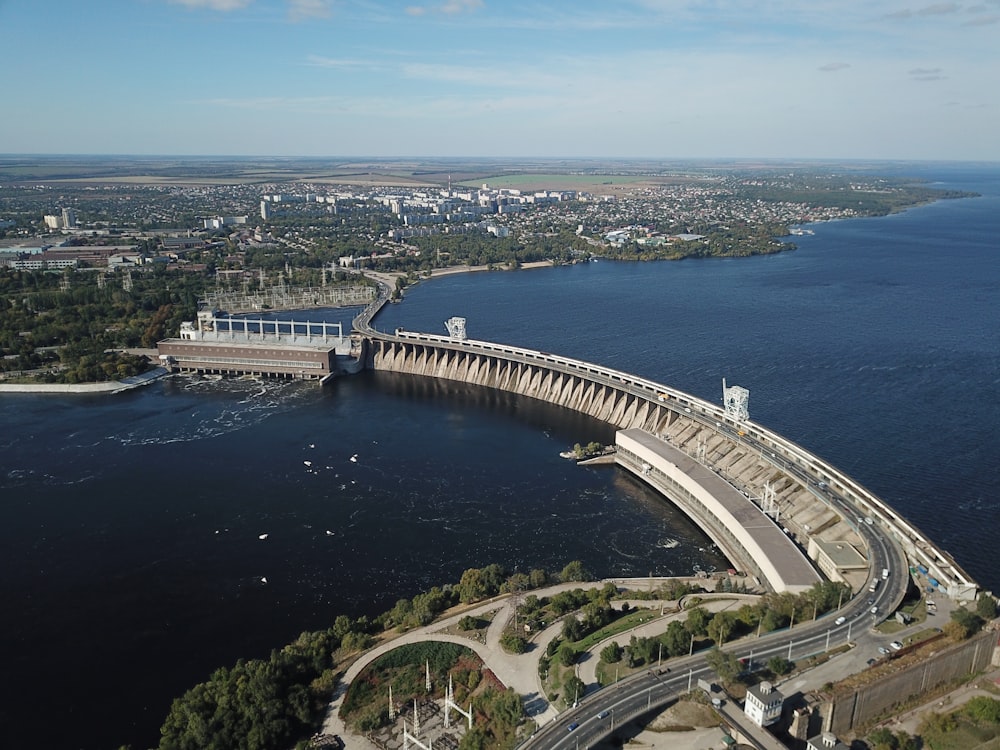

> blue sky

[{"left": 1, "top": 0, "right": 998, "bottom": 160}]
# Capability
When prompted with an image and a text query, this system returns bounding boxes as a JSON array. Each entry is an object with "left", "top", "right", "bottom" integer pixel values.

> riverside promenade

[{"left": 319, "top": 578, "right": 752, "bottom": 748}]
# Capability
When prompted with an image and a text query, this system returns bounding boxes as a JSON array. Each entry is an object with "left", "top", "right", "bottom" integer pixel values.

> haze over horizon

[{"left": 2, "top": 0, "right": 998, "bottom": 162}]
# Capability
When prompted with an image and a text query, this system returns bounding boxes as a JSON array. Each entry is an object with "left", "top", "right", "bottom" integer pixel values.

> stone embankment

[{"left": 0, "top": 366, "right": 169, "bottom": 394}]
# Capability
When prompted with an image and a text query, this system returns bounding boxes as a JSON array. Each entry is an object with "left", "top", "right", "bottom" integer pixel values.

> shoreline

[
  {"left": 0, "top": 366, "right": 170, "bottom": 395},
  {"left": 427, "top": 259, "right": 556, "bottom": 278}
]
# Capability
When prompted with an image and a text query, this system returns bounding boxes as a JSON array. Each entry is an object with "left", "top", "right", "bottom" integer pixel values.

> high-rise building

[
  {"left": 260, "top": 200, "right": 271, "bottom": 220},
  {"left": 61, "top": 208, "right": 77, "bottom": 228}
]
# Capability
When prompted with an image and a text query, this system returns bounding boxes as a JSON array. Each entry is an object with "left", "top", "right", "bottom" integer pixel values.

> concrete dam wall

[{"left": 368, "top": 336, "right": 679, "bottom": 434}]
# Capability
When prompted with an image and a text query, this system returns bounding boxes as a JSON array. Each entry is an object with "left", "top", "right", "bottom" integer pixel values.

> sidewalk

[{"left": 320, "top": 578, "right": 692, "bottom": 747}]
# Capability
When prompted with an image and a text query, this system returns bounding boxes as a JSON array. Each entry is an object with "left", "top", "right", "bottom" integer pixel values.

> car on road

[
  {"left": 596, "top": 710, "right": 610, "bottom": 720},
  {"left": 835, "top": 616, "right": 846, "bottom": 625},
  {"left": 870, "top": 606, "right": 879, "bottom": 614},
  {"left": 890, "top": 641, "right": 903, "bottom": 651},
  {"left": 879, "top": 646, "right": 891, "bottom": 655},
  {"left": 568, "top": 722, "right": 579, "bottom": 732}
]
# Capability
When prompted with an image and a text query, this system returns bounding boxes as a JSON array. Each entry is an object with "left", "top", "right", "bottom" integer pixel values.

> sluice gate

[{"left": 368, "top": 336, "right": 677, "bottom": 435}]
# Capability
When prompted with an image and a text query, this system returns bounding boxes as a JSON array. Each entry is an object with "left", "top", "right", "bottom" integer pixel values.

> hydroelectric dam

[{"left": 158, "top": 284, "right": 979, "bottom": 605}]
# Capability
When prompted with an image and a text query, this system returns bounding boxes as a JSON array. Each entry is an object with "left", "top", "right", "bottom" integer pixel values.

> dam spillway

[{"left": 359, "top": 323, "right": 978, "bottom": 603}]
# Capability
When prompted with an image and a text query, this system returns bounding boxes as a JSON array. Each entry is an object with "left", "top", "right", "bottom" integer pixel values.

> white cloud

[
  {"left": 909, "top": 66, "right": 947, "bottom": 80},
  {"left": 962, "top": 13, "right": 1000, "bottom": 23},
  {"left": 169, "top": 0, "right": 253, "bottom": 10},
  {"left": 288, "top": 0, "right": 333, "bottom": 21},
  {"left": 405, "top": 0, "right": 483, "bottom": 16},
  {"left": 439, "top": 0, "right": 484, "bottom": 12},
  {"left": 307, "top": 55, "right": 375, "bottom": 69}
]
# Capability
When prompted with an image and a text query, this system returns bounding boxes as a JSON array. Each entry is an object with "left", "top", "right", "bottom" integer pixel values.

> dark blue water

[{"left": 1, "top": 163, "right": 997, "bottom": 750}]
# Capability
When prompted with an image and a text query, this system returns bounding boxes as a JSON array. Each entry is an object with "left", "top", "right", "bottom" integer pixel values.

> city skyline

[{"left": 2, "top": 0, "right": 998, "bottom": 161}]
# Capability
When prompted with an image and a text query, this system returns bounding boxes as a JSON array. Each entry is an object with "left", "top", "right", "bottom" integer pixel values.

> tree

[
  {"left": 563, "top": 675, "right": 585, "bottom": 707},
  {"left": 557, "top": 642, "right": 578, "bottom": 667},
  {"left": 600, "top": 642, "right": 623, "bottom": 664},
  {"left": 528, "top": 568, "right": 549, "bottom": 588},
  {"left": 976, "top": 592, "right": 998, "bottom": 620},
  {"left": 561, "top": 615, "right": 583, "bottom": 642},
  {"left": 457, "top": 568, "right": 488, "bottom": 603},
  {"left": 458, "top": 727, "right": 488, "bottom": 750},
  {"left": 866, "top": 727, "right": 898, "bottom": 750},
  {"left": 684, "top": 606, "right": 711, "bottom": 637},
  {"left": 704, "top": 646, "right": 740, "bottom": 684},
  {"left": 458, "top": 615, "right": 482, "bottom": 631},
  {"left": 964, "top": 696, "right": 1000, "bottom": 724},
  {"left": 946, "top": 607, "right": 984, "bottom": 639},
  {"left": 559, "top": 560, "right": 591, "bottom": 582},
  {"left": 919, "top": 710, "right": 958, "bottom": 736},
  {"left": 662, "top": 620, "right": 690, "bottom": 657},
  {"left": 582, "top": 600, "right": 613, "bottom": 632},
  {"left": 707, "top": 611, "right": 736, "bottom": 645},
  {"left": 767, "top": 656, "right": 793, "bottom": 676},
  {"left": 499, "top": 631, "right": 527, "bottom": 654}
]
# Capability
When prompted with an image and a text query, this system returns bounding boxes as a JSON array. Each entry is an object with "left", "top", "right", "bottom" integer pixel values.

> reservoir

[{"left": 1, "top": 162, "right": 997, "bottom": 750}]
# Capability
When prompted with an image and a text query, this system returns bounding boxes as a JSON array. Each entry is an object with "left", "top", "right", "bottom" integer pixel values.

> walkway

[{"left": 319, "top": 579, "right": 689, "bottom": 747}]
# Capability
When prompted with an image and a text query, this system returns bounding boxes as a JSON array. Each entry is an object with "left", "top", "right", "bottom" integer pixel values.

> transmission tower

[
  {"left": 722, "top": 378, "right": 749, "bottom": 422},
  {"left": 760, "top": 480, "right": 778, "bottom": 520},
  {"left": 445, "top": 316, "right": 467, "bottom": 340}
]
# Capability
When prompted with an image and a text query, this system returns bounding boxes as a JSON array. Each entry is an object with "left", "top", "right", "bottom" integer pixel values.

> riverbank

[
  {"left": 0, "top": 366, "right": 170, "bottom": 394},
  {"left": 427, "top": 260, "right": 555, "bottom": 278}
]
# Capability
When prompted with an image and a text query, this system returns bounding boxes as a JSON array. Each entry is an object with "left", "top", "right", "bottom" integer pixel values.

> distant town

[{"left": 0, "top": 157, "right": 972, "bottom": 383}]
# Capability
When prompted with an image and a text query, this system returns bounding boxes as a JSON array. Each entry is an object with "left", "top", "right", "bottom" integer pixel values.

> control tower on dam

[{"left": 353, "top": 312, "right": 978, "bottom": 602}]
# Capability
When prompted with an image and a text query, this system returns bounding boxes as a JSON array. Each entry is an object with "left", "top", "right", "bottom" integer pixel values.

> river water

[{"left": 1, "top": 162, "right": 997, "bottom": 750}]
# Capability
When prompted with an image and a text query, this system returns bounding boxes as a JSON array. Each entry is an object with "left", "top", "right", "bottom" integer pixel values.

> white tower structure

[
  {"left": 445, "top": 317, "right": 467, "bottom": 340},
  {"left": 722, "top": 378, "right": 749, "bottom": 422}
]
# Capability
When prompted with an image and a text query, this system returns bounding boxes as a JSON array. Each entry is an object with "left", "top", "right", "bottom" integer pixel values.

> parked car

[
  {"left": 879, "top": 646, "right": 891, "bottom": 655},
  {"left": 890, "top": 641, "right": 903, "bottom": 651}
]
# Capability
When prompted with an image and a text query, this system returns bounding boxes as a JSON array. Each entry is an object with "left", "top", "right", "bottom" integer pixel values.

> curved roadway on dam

[{"left": 344, "top": 274, "right": 979, "bottom": 746}]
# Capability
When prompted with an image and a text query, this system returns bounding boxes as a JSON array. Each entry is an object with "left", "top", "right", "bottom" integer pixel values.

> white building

[
  {"left": 203, "top": 216, "right": 248, "bottom": 230},
  {"left": 807, "top": 733, "right": 849, "bottom": 750},
  {"left": 744, "top": 680, "right": 784, "bottom": 727},
  {"left": 44, "top": 214, "right": 62, "bottom": 230}
]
